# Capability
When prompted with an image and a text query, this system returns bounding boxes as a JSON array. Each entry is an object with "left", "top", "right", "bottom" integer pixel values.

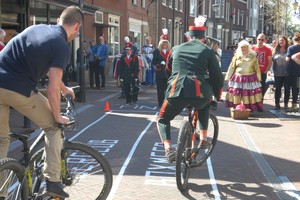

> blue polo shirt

[
  {"left": 0, "top": 24, "right": 70, "bottom": 97},
  {"left": 286, "top": 44, "right": 300, "bottom": 77}
]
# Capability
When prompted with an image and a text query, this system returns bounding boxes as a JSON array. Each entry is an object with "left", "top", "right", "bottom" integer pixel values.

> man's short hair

[
  {"left": 60, "top": 5, "right": 83, "bottom": 26},
  {"left": 293, "top": 32, "right": 300, "bottom": 41}
]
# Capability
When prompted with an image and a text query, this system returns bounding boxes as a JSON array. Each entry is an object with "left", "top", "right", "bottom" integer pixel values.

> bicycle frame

[{"left": 5, "top": 94, "right": 77, "bottom": 199}]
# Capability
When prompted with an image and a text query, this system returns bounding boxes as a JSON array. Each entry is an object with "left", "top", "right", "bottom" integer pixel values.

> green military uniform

[{"left": 157, "top": 39, "right": 224, "bottom": 141}]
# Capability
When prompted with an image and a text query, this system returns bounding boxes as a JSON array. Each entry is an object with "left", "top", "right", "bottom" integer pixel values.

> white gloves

[
  {"left": 120, "top": 79, "right": 123, "bottom": 82},
  {"left": 161, "top": 61, "right": 166, "bottom": 65}
]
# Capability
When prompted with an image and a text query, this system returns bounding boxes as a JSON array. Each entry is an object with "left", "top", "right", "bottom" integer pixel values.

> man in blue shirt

[
  {"left": 95, "top": 36, "right": 109, "bottom": 89},
  {"left": 286, "top": 32, "right": 300, "bottom": 111},
  {"left": 0, "top": 6, "right": 83, "bottom": 199}
]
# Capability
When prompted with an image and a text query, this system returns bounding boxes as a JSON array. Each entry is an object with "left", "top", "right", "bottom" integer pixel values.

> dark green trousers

[{"left": 157, "top": 91, "right": 210, "bottom": 141}]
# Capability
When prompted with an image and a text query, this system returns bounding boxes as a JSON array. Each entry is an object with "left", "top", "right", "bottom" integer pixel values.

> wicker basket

[{"left": 230, "top": 108, "right": 251, "bottom": 120}]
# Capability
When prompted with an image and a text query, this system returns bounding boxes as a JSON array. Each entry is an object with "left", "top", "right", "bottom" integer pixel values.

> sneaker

[
  {"left": 199, "top": 140, "right": 212, "bottom": 149},
  {"left": 165, "top": 148, "right": 176, "bottom": 163},
  {"left": 43, "top": 180, "right": 69, "bottom": 198}
]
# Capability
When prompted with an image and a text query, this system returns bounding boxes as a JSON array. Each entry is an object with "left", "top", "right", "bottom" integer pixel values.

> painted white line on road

[
  {"left": 97, "top": 92, "right": 120, "bottom": 102},
  {"left": 236, "top": 121, "right": 298, "bottom": 200},
  {"left": 107, "top": 112, "right": 158, "bottom": 200},
  {"left": 206, "top": 153, "right": 221, "bottom": 200},
  {"left": 69, "top": 111, "right": 110, "bottom": 141},
  {"left": 279, "top": 176, "right": 300, "bottom": 200}
]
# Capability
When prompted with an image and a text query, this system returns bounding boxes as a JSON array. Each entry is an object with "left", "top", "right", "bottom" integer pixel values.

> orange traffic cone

[{"left": 104, "top": 101, "right": 111, "bottom": 112}]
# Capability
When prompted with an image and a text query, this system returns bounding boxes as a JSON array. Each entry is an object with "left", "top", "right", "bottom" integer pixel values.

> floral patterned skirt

[{"left": 225, "top": 73, "right": 263, "bottom": 111}]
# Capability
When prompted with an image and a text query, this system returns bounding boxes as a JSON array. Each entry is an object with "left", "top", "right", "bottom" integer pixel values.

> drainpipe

[
  {"left": 156, "top": 0, "right": 159, "bottom": 45},
  {"left": 78, "top": 0, "right": 86, "bottom": 102}
]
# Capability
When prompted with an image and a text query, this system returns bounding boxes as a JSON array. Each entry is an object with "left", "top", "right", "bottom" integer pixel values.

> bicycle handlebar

[{"left": 59, "top": 94, "right": 78, "bottom": 131}]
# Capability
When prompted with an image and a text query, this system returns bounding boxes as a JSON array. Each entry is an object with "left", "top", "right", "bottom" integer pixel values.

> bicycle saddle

[{"left": 9, "top": 128, "right": 35, "bottom": 141}]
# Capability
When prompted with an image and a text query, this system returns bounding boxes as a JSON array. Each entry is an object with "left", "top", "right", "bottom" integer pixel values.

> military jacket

[
  {"left": 119, "top": 54, "right": 139, "bottom": 83},
  {"left": 152, "top": 49, "right": 169, "bottom": 79},
  {"left": 166, "top": 39, "right": 224, "bottom": 100}
]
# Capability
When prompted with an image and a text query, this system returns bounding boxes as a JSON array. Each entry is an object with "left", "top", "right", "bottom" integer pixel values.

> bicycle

[
  {"left": 175, "top": 104, "right": 219, "bottom": 192},
  {"left": 0, "top": 95, "right": 113, "bottom": 199}
]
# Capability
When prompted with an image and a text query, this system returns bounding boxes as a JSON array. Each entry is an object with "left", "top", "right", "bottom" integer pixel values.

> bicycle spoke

[
  {"left": 0, "top": 159, "right": 24, "bottom": 200},
  {"left": 30, "top": 142, "right": 112, "bottom": 200},
  {"left": 191, "top": 114, "right": 219, "bottom": 168}
]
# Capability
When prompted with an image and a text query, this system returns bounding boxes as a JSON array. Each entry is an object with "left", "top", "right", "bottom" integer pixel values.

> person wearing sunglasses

[{"left": 251, "top": 33, "right": 272, "bottom": 111}]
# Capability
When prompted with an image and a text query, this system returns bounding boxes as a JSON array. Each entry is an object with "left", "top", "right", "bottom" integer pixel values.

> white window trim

[
  {"left": 95, "top": 11, "right": 103, "bottom": 24},
  {"left": 162, "top": 0, "right": 166, "bottom": 6}
]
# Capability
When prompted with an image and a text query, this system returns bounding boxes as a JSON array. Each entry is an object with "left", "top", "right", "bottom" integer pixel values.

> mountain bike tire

[
  {"left": 0, "top": 158, "right": 29, "bottom": 200},
  {"left": 175, "top": 120, "right": 192, "bottom": 192},
  {"left": 29, "top": 141, "right": 113, "bottom": 200},
  {"left": 190, "top": 113, "right": 219, "bottom": 168}
]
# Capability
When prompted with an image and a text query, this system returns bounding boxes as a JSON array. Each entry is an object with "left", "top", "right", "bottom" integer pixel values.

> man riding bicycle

[
  {"left": 0, "top": 6, "right": 82, "bottom": 199},
  {"left": 156, "top": 16, "right": 224, "bottom": 163}
]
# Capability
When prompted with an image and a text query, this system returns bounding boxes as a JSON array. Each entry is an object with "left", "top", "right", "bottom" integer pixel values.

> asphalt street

[{"left": 8, "top": 76, "right": 300, "bottom": 200}]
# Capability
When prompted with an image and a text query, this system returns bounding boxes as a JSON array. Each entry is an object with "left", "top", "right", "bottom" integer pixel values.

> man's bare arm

[{"left": 291, "top": 53, "right": 300, "bottom": 65}]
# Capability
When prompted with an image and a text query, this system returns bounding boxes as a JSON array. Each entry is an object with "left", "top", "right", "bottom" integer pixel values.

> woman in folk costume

[
  {"left": 225, "top": 40, "right": 263, "bottom": 111},
  {"left": 152, "top": 28, "right": 171, "bottom": 108}
]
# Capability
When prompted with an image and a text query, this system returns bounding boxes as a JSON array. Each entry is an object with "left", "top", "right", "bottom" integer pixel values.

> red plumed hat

[
  {"left": 124, "top": 42, "right": 132, "bottom": 50},
  {"left": 160, "top": 28, "right": 169, "bottom": 41},
  {"left": 189, "top": 16, "right": 207, "bottom": 38}
]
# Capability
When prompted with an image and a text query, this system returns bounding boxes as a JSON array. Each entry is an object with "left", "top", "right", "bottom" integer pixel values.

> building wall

[
  {"left": 148, "top": 1, "right": 189, "bottom": 47},
  {"left": 147, "top": 0, "right": 159, "bottom": 46}
]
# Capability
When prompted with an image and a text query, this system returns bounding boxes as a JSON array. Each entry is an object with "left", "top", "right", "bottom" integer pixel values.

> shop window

[
  {"left": 95, "top": 11, "right": 103, "bottom": 24},
  {"left": 108, "top": 15, "right": 120, "bottom": 56}
]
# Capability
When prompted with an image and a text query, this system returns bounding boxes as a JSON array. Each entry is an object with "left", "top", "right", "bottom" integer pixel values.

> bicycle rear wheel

[
  {"left": 176, "top": 120, "right": 192, "bottom": 192},
  {"left": 191, "top": 113, "right": 219, "bottom": 168},
  {"left": 0, "top": 158, "right": 28, "bottom": 200},
  {"left": 30, "top": 141, "right": 113, "bottom": 200}
]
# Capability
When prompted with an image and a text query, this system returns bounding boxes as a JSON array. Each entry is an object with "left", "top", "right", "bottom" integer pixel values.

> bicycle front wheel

[
  {"left": 191, "top": 113, "right": 219, "bottom": 168},
  {"left": 176, "top": 120, "right": 192, "bottom": 192},
  {"left": 30, "top": 141, "right": 113, "bottom": 200},
  {"left": 0, "top": 158, "right": 28, "bottom": 200}
]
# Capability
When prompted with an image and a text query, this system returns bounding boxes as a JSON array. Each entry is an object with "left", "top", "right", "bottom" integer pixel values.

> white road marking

[
  {"left": 107, "top": 112, "right": 158, "bottom": 200},
  {"left": 206, "top": 153, "right": 221, "bottom": 200},
  {"left": 236, "top": 121, "right": 298, "bottom": 200}
]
